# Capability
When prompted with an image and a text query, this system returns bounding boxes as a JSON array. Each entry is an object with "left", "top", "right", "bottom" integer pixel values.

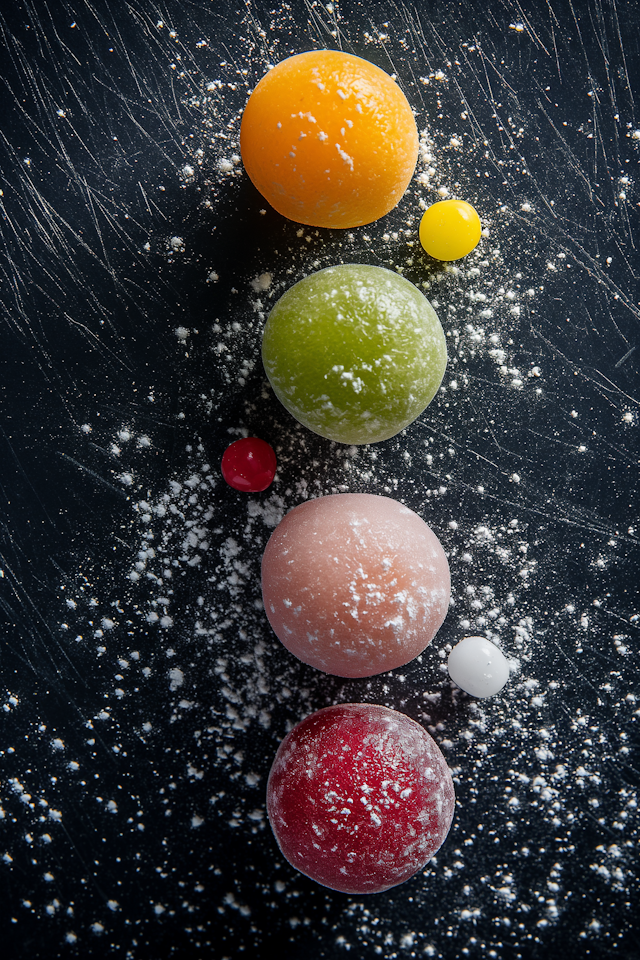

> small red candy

[{"left": 221, "top": 437, "right": 277, "bottom": 492}]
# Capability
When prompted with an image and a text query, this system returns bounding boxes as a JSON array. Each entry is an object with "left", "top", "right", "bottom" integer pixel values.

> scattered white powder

[
  {"left": 2, "top": 5, "right": 637, "bottom": 957},
  {"left": 250, "top": 272, "right": 273, "bottom": 292}
]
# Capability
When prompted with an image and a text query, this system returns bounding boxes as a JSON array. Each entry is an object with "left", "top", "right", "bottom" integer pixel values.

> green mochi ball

[{"left": 261, "top": 264, "right": 447, "bottom": 444}]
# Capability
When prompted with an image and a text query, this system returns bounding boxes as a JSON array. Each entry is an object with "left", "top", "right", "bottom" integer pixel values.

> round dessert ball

[
  {"left": 261, "top": 493, "right": 450, "bottom": 677},
  {"left": 447, "top": 635, "right": 511, "bottom": 698},
  {"left": 262, "top": 264, "right": 447, "bottom": 445},
  {"left": 267, "top": 703, "right": 456, "bottom": 894},
  {"left": 240, "top": 50, "right": 418, "bottom": 229}
]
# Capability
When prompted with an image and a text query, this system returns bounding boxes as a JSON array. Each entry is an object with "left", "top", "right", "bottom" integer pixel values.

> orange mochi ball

[
  {"left": 261, "top": 493, "right": 450, "bottom": 678},
  {"left": 240, "top": 50, "right": 419, "bottom": 228}
]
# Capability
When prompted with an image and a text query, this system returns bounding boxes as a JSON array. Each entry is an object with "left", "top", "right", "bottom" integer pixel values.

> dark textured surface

[{"left": 1, "top": 1, "right": 639, "bottom": 957}]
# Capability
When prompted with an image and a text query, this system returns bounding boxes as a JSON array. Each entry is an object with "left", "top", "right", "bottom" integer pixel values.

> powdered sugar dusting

[{"left": 1, "top": 0, "right": 638, "bottom": 955}]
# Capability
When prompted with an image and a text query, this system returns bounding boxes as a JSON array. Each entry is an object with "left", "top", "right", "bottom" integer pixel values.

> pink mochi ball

[
  {"left": 267, "top": 703, "right": 456, "bottom": 894},
  {"left": 261, "top": 493, "right": 450, "bottom": 677}
]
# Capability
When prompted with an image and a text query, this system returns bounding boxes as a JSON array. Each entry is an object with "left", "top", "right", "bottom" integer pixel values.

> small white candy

[{"left": 447, "top": 636, "right": 510, "bottom": 698}]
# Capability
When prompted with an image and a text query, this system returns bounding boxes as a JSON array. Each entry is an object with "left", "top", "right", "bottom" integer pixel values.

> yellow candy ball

[{"left": 419, "top": 199, "right": 481, "bottom": 261}]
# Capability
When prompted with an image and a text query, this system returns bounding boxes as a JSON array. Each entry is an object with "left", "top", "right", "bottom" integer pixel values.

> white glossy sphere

[{"left": 447, "top": 636, "right": 510, "bottom": 698}]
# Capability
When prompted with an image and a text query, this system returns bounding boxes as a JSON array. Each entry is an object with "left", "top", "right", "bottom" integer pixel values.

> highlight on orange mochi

[{"left": 240, "top": 50, "right": 419, "bottom": 229}]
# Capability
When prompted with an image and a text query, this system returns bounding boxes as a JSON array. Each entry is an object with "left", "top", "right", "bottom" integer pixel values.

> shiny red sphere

[
  {"left": 267, "top": 704, "right": 455, "bottom": 894},
  {"left": 221, "top": 437, "right": 277, "bottom": 492}
]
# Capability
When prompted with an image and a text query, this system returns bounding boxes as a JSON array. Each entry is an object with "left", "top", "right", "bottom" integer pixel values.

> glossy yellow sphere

[{"left": 419, "top": 199, "right": 481, "bottom": 261}]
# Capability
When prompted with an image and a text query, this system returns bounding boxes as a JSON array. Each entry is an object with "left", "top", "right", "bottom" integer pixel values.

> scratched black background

[{"left": 1, "top": 1, "right": 639, "bottom": 958}]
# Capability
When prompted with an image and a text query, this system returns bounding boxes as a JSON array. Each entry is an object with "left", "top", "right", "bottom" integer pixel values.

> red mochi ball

[
  {"left": 261, "top": 493, "right": 450, "bottom": 677},
  {"left": 267, "top": 703, "right": 455, "bottom": 894}
]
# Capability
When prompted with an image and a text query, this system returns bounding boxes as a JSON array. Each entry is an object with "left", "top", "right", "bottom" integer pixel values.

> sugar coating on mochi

[
  {"left": 261, "top": 493, "right": 450, "bottom": 677},
  {"left": 267, "top": 703, "right": 456, "bottom": 894},
  {"left": 261, "top": 264, "right": 447, "bottom": 445}
]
